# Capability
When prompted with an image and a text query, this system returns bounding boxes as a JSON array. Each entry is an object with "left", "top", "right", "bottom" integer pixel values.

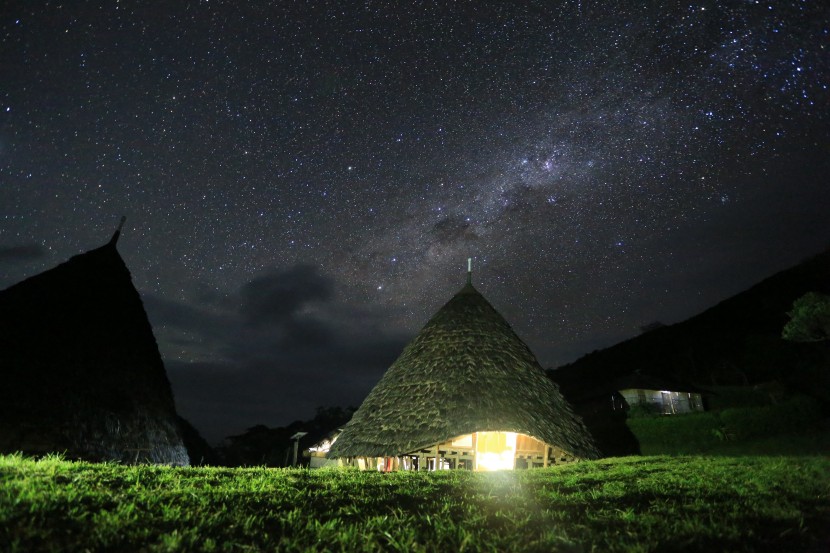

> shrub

[
  {"left": 718, "top": 396, "right": 822, "bottom": 441},
  {"left": 706, "top": 385, "right": 781, "bottom": 410},
  {"left": 626, "top": 412, "right": 722, "bottom": 455},
  {"left": 626, "top": 395, "right": 825, "bottom": 455},
  {"left": 626, "top": 403, "right": 663, "bottom": 418}
]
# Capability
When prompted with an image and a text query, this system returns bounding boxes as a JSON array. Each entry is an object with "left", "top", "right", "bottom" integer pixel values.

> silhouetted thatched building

[
  {"left": 327, "top": 271, "right": 599, "bottom": 470},
  {"left": 0, "top": 223, "right": 188, "bottom": 465}
]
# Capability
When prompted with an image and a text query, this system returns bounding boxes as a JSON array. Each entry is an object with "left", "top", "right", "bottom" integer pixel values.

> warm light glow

[
  {"left": 475, "top": 431, "right": 517, "bottom": 471},
  {"left": 308, "top": 434, "right": 337, "bottom": 453},
  {"left": 451, "top": 434, "right": 473, "bottom": 447},
  {"left": 476, "top": 451, "right": 514, "bottom": 471},
  {"left": 430, "top": 431, "right": 549, "bottom": 471}
]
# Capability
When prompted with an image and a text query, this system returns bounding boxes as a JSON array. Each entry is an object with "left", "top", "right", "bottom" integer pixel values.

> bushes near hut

[
  {"left": 627, "top": 412, "right": 722, "bottom": 455},
  {"left": 627, "top": 395, "right": 825, "bottom": 456},
  {"left": 717, "top": 396, "right": 822, "bottom": 441}
]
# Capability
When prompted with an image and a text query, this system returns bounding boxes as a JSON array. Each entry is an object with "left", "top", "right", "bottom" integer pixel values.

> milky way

[{"left": 1, "top": 1, "right": 828, "bottom": 441}]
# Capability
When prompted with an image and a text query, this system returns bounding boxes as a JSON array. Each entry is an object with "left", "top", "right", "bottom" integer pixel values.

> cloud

[
  {"left": 142, "top": 293, "right": 232, "bottom": 339},
  {"left": 166, "top": 348, "right": 399, "bottom": 443},
  {"left": 145, "top": 265, "right": 352, "bottom": 360},
  {"left": 166, "top": 317, "right": 406, "bottom": 443},
  {"left": 0, "top": 244, "right": 46, "bottom": 263},
  {"left": 432, "top": 216, "right": 478, "bottom": 244},
  {"left": 236, "top": 265, "right": 340, "bottom": 350},
  {"left": 240, "top": 264, "right": 333, "bottom": 326},
  {"left": 143, "top": 294, "right": 220, "bottom": 330},
  {"left": 146, "top": 265, "right": 410, "bottom": 442},
  {"left": 142, "top": 293, "right": 237, "bottom": 364}
]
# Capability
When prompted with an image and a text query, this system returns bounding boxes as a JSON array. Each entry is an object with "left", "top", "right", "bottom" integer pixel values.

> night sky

[{"left": 2, "top": 1, "right": 828, "bottom": 443}]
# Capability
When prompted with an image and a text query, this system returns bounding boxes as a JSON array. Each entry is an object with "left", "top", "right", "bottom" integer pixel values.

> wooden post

[{"left": 543, "top": 445, "right": 550, "bottom": 468}]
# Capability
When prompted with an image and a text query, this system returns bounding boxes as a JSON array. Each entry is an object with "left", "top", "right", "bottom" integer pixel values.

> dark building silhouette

[{"left": 0, "top": 226, "right": 188, "bottom": 464}]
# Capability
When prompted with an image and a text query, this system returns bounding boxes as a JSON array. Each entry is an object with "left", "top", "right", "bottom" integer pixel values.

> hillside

[{"left": 550, "top": 249, "right": 830, "bottom": 401}]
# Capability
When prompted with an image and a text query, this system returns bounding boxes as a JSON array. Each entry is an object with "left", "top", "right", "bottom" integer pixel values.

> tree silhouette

[{"left": 782, "top": 292, "right": 830, "bottom": 342}]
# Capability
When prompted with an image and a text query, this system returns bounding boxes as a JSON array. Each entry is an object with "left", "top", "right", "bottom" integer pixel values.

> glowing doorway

[{"left": 474, "top": 431, "right": 517, "bottom": 471}]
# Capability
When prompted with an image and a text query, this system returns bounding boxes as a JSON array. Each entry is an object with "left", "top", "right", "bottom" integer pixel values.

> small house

[
  {"left": 306, "top": 431, "right": 342, "bottom": 468},
  {"left": 614, "top": 372, "right": 706, "bottom": 415}
]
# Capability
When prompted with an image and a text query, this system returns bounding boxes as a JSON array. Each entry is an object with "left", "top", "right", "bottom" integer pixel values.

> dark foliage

[
  {"left": 575, "top": 404, "right": 641, "bottom": 457},
  {"left": 215, "top": 406, "right": 355, "bottom": 467},
  {"left": 782, "top": 291, "right": 830, "bottom": 342},
  {"left": 176, "top": 416, "right": 218, "bottom": 466},
  {"left": 627, "top": 412, "right": 723, "bottom": 455},
  {"left": 628, "top": 394, "right": 825, "bottom": 455},
  {"left": 717, "top": 396, "right": 823, "bottom": 440}
]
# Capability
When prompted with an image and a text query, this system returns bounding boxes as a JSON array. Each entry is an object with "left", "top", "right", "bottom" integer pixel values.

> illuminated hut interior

[{"left": 325, "top": 267, "right": 600, "bottom": 470}]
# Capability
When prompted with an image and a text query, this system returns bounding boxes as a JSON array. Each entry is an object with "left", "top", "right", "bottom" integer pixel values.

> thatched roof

[
  {"left": 0, "top": 231, "right": 189, "bottom": 465},
  {"left": 328, "top": 280, "right": 600, "bottom": 459}
]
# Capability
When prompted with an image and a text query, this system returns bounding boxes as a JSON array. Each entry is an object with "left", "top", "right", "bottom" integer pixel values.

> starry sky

[{"left": 1, "top": 1, "right": 828, "bottom": 444}]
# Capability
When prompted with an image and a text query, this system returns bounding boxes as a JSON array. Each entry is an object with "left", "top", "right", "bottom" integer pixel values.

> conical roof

[
  {"left": 0, "top": 236, "right": 189, "bottom": 465},
  {"left": 328, "top": 281, "right": 600, "bottom": 459}
]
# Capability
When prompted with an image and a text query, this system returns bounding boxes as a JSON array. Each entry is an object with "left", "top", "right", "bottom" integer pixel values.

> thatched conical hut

[
  {"left": 327, "top": 272, "right": 599, "bottom": 470},
  {"left": 0, "top": 224, "right": 189, "bottom": 465}
]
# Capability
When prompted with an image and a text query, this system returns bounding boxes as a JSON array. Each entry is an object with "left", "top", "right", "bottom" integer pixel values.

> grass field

[{"left": 2, "top": 454, "right": 828, "bottom": 552}]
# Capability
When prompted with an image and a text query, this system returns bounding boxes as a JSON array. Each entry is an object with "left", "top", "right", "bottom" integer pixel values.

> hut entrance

[
  {"left": 326, "top": 431, "right": 573, "bottom": 471},
  {"left": 410, "top": 432, "right": 557, "bottom": 471},
  {"left": 475, "top": 431, "right": 517, "bottom": 471}
]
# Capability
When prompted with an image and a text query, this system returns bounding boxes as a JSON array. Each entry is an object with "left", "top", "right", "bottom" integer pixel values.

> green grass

[{"left": 1, "top": 454, "right": 828, "bottom": 552}]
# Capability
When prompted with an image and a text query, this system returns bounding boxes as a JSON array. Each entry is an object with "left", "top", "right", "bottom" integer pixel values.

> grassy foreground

[{"left": 1, "top": 454, "right": 828, "bottom": 552}]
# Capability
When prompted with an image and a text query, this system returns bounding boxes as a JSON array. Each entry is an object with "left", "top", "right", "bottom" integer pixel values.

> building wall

[
  {"left": 620, "top": 389, "right": 704, "bottom": 414},
  {"left": 310, "top": 431, "right": 573, "bottom": 471}
]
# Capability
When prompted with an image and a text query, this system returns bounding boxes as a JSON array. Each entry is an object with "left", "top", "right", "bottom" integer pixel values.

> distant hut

[
  {"left": 559, "top": 370, "right": 708, "bottom": 418},
  {"left": 614, "top": 371, "right": 706, "bottom": 415},
  {"left": 0, "top": 221, "right": 189, "bottom": 465},
  {"left": 306, "top": 430, "right": 342, "bottom": 468},
  {"left": 326, "top": 268, "right": 599, "bottom": 470}
]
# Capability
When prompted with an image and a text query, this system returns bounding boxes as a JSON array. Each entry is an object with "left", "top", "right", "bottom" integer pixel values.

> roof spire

[
  {"left": 110, "top": 216, "right": 127, "bottom": 245},
  {"left": 467, "top": 257, "right": 472, "bottom": 285}
]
